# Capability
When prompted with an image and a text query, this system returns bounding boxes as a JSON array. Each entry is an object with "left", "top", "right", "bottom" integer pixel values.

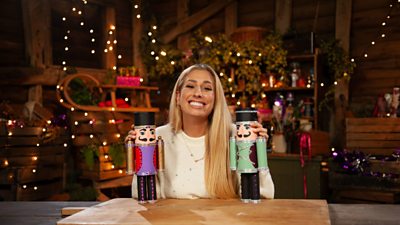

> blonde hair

[{"left": 169, "top": 64, "right": 238, "bottom": 198}]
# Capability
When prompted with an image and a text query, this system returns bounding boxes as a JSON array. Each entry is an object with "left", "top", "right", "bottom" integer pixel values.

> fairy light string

[
  {"left": 354, "top": 0, "right": 399, "bottom": 64},
  {"left": 60, "top": 0, "right": 124, "bottom": 71}
]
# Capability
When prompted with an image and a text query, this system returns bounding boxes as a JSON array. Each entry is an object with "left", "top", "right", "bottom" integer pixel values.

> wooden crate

[
  {"left": 69, "top": 111, "right": 132, "bottom": 181},
  {"left": 329, "top": 117, "right": 400, "bottom": 203},
  {"left": 79, "top": 146, "right": 127, "bottom": 181},
  {"left": 346, "top": 118, "right": 400, "bottom": 155},
  {"left": 329, "top": 171, "right": 400, "bottom": 203},
  {"left": 0, "top": 123, "right": 67, "bottom": 200},
  {"left": 69, "top": 111, "right": 133, "bottom": 147}
]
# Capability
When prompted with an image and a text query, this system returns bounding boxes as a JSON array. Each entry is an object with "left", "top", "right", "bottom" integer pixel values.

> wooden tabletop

[{"left": 57, "top": 198, "right": 330, "bottom": 225}]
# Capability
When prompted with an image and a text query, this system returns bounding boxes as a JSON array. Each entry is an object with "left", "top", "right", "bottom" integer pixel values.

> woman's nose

[{"left": 193, "top": 86, "right": 203, "bottom": 96}]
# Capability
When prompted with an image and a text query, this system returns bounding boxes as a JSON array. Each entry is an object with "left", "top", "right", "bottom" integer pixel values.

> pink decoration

[{"left": 116, "top": 76, "right": 141, "bottom": 86}]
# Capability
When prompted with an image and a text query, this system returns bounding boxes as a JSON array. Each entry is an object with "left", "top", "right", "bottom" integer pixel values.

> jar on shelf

[
  {"left": 303, "top": 97, "right": 314, "bottom": 117},
  {"left": 307, "top": 68, "right": 315, "bottom": 87},
  {"left": 289, "top": 62, "right": 301, "bottom": 88}
]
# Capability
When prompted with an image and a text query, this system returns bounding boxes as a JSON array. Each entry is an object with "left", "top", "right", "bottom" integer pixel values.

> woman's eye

[
  {"left": 185, "top": 84, "right": 194, "bottom": 88},
  {"left": 204, "top": 87, "right": 213, "bottom": 91}
]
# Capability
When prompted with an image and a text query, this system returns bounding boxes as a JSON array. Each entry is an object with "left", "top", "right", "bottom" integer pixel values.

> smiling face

[
  {"left": 135, "top": 125, "right": 156, "bottom": 144},
  {"left": 236, "top": 122, "right": 257, "bottom": 141},
  {"left": 176, "top": 69, "right": 215, "bottom": 121}
]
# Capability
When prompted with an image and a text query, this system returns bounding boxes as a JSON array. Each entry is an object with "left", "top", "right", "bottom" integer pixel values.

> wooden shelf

[
  {"left": 263, "top": 86, "right": 314, "bottom": 92},
  {"left": 286, "top": 53, "right": 315, "bottom": 61}
]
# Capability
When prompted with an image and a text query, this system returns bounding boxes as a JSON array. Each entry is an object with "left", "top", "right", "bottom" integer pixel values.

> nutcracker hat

[
  {"left": 134, "top": 112, "right": 155, "bottom": 126},
  {"left": 235, "top": 108, "right": 258, "bottom": 122}
]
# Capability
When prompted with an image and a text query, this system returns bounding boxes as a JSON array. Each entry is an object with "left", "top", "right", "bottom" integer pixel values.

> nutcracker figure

[
  {"left": 230, "top": 109, "right": 269, "bottom": 203},
  {"left": 126, "top": 112, "right": 164, "bottom": 203}
]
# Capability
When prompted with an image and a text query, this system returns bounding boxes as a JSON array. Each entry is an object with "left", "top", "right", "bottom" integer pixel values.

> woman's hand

[
  {"left": 124, "top": 125, "right": 136, "bottom": 143},
  {"left": 251, "top": 122, "right": 268, "bottom": 139}
]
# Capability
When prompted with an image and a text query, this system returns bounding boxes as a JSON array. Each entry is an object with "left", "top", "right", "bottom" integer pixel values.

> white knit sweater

[{"left": 131, "top": 124, "right": 275, "bottom": 199}]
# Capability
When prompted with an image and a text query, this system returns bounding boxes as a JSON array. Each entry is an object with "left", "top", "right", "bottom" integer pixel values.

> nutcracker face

[
  {"left": 236, "top": 122, "right": 257, "bottom": 141},
  {"left": 135, "top": 125, "right": 156, "bottom": 145}
]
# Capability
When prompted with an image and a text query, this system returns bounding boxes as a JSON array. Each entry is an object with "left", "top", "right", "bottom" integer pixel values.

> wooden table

[
  {"left": 57, "top": 198, "right": 330, "bottom": 225},
  {"left": 1, "top": 200, "right": 400, "bottom": 225}
]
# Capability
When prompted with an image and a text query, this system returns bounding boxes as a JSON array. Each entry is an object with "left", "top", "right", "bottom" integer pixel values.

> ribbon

[{"left": 298, "top": 132, "right": 311, "bottom": 199}]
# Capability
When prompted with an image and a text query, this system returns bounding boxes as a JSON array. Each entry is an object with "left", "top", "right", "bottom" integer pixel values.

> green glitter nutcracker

[{"left": 230, "top": 109, "right": 269, "bottom": 203}]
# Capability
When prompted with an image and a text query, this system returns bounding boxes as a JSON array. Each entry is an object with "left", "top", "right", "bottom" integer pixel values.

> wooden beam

[
  {"left": 275, "top": 0, "right": 292, "bottom": 35},
  {"left": 104, "top": 7, "right": 116, "bottom": 70},
  {"left": 21, "top": 0, "right": 52, "bottom": 67},
  {"left": 333, "top": 0, "right": 352, "bottom": 148},
  {"left": 177, "top": 0, "right": 190, "bottom": 50},
  {"left": 225, "top": 0, "right": 238, "bottom": 36},
  {"left": 88, "top": 0, "right": 115, "bottom": 6},
  {"left": 161, "top": 0, "right": 233, "bottom": 44},
  {"left": 335, "top": 0, "right": 352, "bottom": 52}
]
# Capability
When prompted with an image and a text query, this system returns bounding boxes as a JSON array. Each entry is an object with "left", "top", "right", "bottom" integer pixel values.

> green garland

[
  {"left": 108, "top": 142, "right": 125, "bottom": 167},
  {"left": 81, "top": 144, "right": 99, "bottom": 170},
  {"left": 81, "top": 142, "right": 125, "bottom": 170},
  {"left": 141, "top": 29, "right": 287, "bottom": 105},
  {"left": 319, "top": 38, "right": 356, "bottom": 111}
]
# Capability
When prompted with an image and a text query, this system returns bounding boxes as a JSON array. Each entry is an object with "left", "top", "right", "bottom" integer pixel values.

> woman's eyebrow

[{"left": 186, "top": 79, "right": 212, "bottom": 84}]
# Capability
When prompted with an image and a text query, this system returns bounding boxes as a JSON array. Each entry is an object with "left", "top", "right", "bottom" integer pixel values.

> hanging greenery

[
  {"left": 81, "top": 144, "right": 99, "bottom": 170},
  {"left": 141, "top": 28, "right": 288, "bottom": 106},
  {"left": 68, "top": 77, "right": 102, "bottom": 106},
  {"left": 319, "top": 38, "right": 356, "bottom": 111},
  {"left": 108, "top": 142, "right": 125, "bottom": 167},
  {"left": 320, "top": 38, "right": 356, "bottom": 82},
  {"left": 81, "top": 142, "right": 125, "bottom": 169}
]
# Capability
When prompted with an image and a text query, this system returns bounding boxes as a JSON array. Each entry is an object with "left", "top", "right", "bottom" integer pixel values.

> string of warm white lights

[
  {"left": 61, "top": 0, "right": 91, "bottom": 71},
  {"left": 61, "top": 0, "right": 124, "bottom": 71},
  {"left": 105, "top": 24, "right": 118, "bottom": 71},
  {"left": 354, "top": 0, "right": 399, "bottom": 62},
  {"left": 133, "top": 1, "right": 141, "bottom": 19},
  {"left": 70, "top": 111, "right": 124, "bottom": 173},
  {"left": 3, "top": 119, "right": 69, "bottom": 192}
]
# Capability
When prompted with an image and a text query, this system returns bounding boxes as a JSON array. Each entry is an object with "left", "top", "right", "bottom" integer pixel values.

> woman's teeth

[{"left": 190, "top": 101, "right": 203, "bottom": 107}]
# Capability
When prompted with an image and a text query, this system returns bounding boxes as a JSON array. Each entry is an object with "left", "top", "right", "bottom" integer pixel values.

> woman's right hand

[{"left": 124, "top": 125, "right": 136, "bottom": 143}]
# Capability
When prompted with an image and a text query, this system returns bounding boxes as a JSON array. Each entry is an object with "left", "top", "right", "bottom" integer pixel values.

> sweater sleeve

[{"left": 260, "top": 170, "right": 275, "bottom": 199}]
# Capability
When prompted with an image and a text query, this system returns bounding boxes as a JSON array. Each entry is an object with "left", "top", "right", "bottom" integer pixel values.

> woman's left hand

[{"left": 251, "top": 122, "right": 268, "bottom": 139}]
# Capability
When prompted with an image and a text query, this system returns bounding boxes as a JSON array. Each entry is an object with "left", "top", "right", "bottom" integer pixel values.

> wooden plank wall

[
  {"left": 148, "top": 0, "right": 177, "bottom": 36},
  {"left": 50, "top": 0, "right": 105, "bottom": 69},
  {"left": 289, "top": 0, "right": 336, "bottom": 54},
  {"left": 148, "top": 0, "right": 335, "bottom": 49},
  {"left": 349, "top": 0, "right": 400, "bottom": 117},
  {"left": 238, "top": 0, "right": 274, "bottom": 29},
  {"left": 0, "top": 0, "right": 399, "bottom": 124},
  {"left": 292, "top": 0, "right": 335, "bottom": 38}
]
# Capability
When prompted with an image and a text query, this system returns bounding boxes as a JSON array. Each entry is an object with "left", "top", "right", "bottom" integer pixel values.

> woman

[{"left": 126, "top": 64, "right": 274, "bottom": 199}]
